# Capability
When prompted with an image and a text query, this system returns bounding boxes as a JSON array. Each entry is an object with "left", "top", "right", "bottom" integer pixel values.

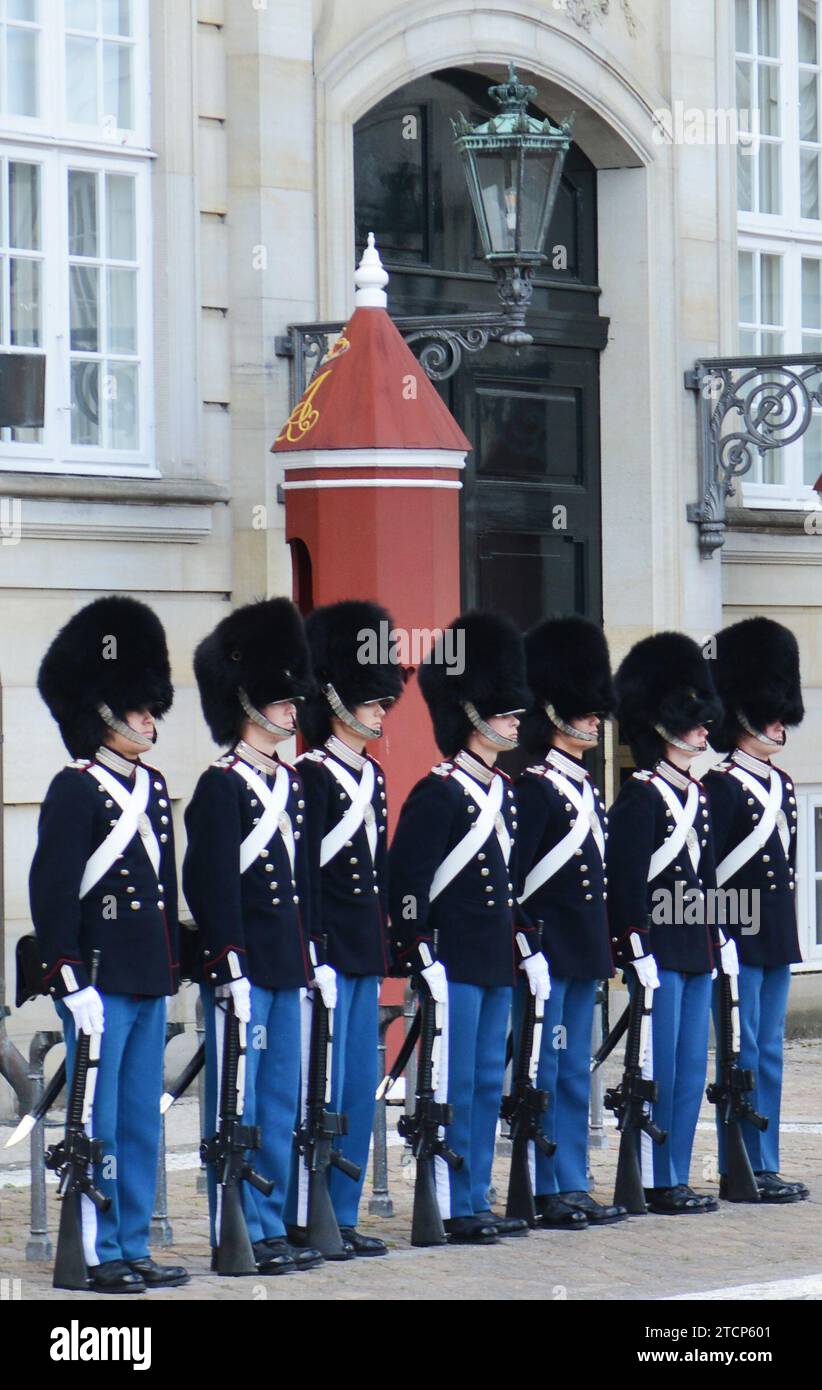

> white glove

[
  {"left": 311, "top": 963, "right": 337, "bottom": 1011},
  {"left": 421, "top": 960, "right": 448, "bottom": 1004},
  {"left": 216, "top": 976, "right": 252, "bottom": 1024},
  {"left": 64, "top": 986, "right": 105, "bottom": 1037},
  {"left": 520, "top": 951, "right": 551, "bottom": 1001},
  {"left": 632, "top": 954, "right": 660, "bottom": 991},
  {"left": 719, "top": 936, "right": 739, "bottom": 978}
]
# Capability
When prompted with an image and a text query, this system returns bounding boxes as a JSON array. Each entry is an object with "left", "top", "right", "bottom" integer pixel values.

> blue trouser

[
  {"left": 713, "top": 963, "right": 791, "bottom": 1174},
  {"left": 628, "top": 969, "right": 712, "bottom": 1189},
  {"left": 435, "top": 982, "right": 511, "bottom": 1219},
  {"left": 201, "top": 984, "right": 301, "bottom": 1246},
  {"left": 327, "top": 973, "right": 379, "bottom": 1227},
  {"left": 513, "top": 976, "right": 597, "bottom": 1194},
  {"left": 57, "top": 993, "right": 165, "bottom": 1267}
]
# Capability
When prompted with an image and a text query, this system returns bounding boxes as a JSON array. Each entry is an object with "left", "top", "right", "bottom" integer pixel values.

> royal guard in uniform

[
  {"left": 515, "top": 617, "right": 626, "bottom": 1229},
  {"left": 607, "top": 632, "right": 737, "bottom": 1215},
  {"left": 389, "top": 611, "right": 550, "bottom": 1245},
  {"left": 183, "top": 598, "right": 333, "bottom": 1275},
  {"left": 286, "top": 599, "right": 404, "bottom": 1258},
  {"left": 30, "top": 596, "right": 188, "bottom": 1293},
  {"left": 704, "top": 617, "right": 808, "bottom": 1203}
]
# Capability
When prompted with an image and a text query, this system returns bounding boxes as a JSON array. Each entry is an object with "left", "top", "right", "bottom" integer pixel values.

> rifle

[
  {"left": 200, "top": 1001, "right": 274, "bottom": 1275},
  {"left": 45, "top": 950, "right": 111, "bottom": 1291},
  {"left": 706, "top": 970, "right": 766, "bottom": 1202},
  {"left": 295, "top": 990, "right": 361, "bottom": 1258},
  {"left": 501, "top": 988, "right": 554, "bottom": 1226},
  {"left": 397, "top": 978, "right": 463, "bottom": 1247},
  {"left": 603, "top": 984, "right": 666, "bottom": 1214}
]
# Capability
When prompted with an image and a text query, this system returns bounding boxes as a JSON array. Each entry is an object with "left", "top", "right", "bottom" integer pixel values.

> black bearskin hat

[
  {"left": 299, "top": 599, "right": 405, "bottom": 747},
  {"left": 193, "top": 598, "right": 313, "bottom": 746},
  {"left": 522, "top": 616, "right": 615, "bottom": 757},
  {"left": 711, "top": 617, "right": 804, "bottom": 753},
  {"left": 419, "top": 610, "right": 529, "bottom": 757},
  {"left": 37, "top": 595, "right": 173, "bottom": 759},
  {"left": 614, "top": 631, "right": 723, "bottom": 769}
]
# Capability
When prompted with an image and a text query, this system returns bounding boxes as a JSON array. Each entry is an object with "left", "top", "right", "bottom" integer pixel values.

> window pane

[
  {"left": 760, "top": 254, "right": 782, "bottom": 322},
  {"left": 10, "top": 257, "right": 40, "bottom": 345},
  {"left": 800, "top": 68, "right": 819, "bottom": 141},
  {"left": 815, "top": 807, "right": 822, "bottom": 868},
  {"left": 802, "top": 332, "right": 822, "bottom": 351},
  {"left": 759, "top": 141, "right": 780, "bottom": 212},
  {"left": 107, "top": 268, "right": 136, "bottom": 352},
  {"left": 736, "top": 58, "right": 752, "bottom": 109},
  {"left": 800, "top": 3, "right": 818, "bottom": 63},
  {"left": 9, "top": 163, "right": 40, "bottom": 250},
  {"left": 739, "top": 249, "right": 755, "bottom": 320},
  {"left": 6, "top": 27, "right": 38, "bottom": 117},
  {"left": 68, "top": 170, "right": 97, "bottom": 256},
  {"left": 758, "top": 63, "right": 780, "bottom": 134},
  {"left": 760, "top": 329, "right": 784, "bottom": 354},
  {"left": 70, "top": 264, "right": 99, "bottom": 350},
  {"left": 803, "top": 411, "right": 822, "bottom": 484},
  {"left": 737, "top": 142, "right": 753, "bottom": 210},
  {"left": 66, "top": 36, "right": 97, "bottom": 123},
  {"left": 106, "top": 360, "right": 138, "bottom": 448},
  {"left": 103, "top": 40, "right": 132, "bottom": 129},
  {"left": 816, "top": 880, "right": 822, "bottom": 946},
  {"left": 803, "top": 258, "right": 822, "bottom": 327},
  {"left": 66, "top": 0, "right": 97, "bottom": 28},
  {"left": 736, "top": 0, "right": 751, "bottom": 50},
  {"left": 801, "top": 147, "right": 820, "bottom": 217},
  {"left": 102, "top": 0, "right": 131, "bottom": 36},
  {"left": 739, "top": 327, "right": 758, "bottom": 353},
  {"left": 757, "top": 0, "right": 778, "bottom": 55},
  {"left": 9, "top": 0, "right": 38, "bottom": 18},
  {"left": 106, "top": 173, "right": 135, "bottom": 258},
  {"left": 70, "top": 359, "right": 99, "bottom": 444}
]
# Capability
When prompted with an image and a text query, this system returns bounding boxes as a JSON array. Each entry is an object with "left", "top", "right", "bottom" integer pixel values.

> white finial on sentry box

[{"left": 354, "top": 232, "right": 389, "bottom": 308}]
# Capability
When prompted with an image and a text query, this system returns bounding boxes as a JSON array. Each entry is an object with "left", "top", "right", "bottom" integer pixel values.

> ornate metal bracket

[
  {"left": 275, "top": 308, "right": 538, "bottom": 405},
  {"left": 685, "top": 353, "right": 822, "bottom": 557}
]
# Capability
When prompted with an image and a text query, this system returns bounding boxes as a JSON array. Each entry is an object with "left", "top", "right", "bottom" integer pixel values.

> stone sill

[
  {"left": 0, "top": 473, "right": 229, "bottom": 506},
  {"left": 726, "top": 506, "right": 813, "bottom": 537}
]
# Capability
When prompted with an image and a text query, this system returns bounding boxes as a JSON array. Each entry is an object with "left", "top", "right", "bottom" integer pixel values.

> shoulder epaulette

[
  {"left": 524, "top": 763, "right": 548, "bottom": 777},
  {"left": 212, "top": 754, "right": 235, "bottom": 769},
  {"left": 632, "top": 769, "right": 653, "bottom": 782},
  {"left": 66, "top": 758, "right": 92, "bottom": 770},
  {"left": 297, "top": 749, "right": 326, "bottom": 764},
  {"left": 431, "top": 761, "right": 454, "bottom": 777}
]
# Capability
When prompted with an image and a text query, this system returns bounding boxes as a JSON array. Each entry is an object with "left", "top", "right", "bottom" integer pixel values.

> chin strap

[
  {"left": 323, "top": 682, "right": 381, "bottom": 741},
  {"left": 736, "top": 709, "right": 785, "bottom": 748},
  {"left": 97, "top": 702, "right": 154, "bottom": 749},
  {"left": 653, "top": 722, "right": 708, "bottom": 755},
  {"left": 462, "top": 700, "right": 520, "bottom": 751},
  {"left": 237, "top": 687, "right": 294, "bottom": 741},
  {"left": 545, "top": 702, "right": 600, "bottom": 744}
]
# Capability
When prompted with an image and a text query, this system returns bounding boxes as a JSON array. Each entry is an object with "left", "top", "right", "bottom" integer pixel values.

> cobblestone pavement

[{"left": 1, "top": 1040, "right": 819, "bottom": 1302}]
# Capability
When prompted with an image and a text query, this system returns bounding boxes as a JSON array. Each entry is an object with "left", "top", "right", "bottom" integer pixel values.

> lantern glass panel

[
  {"left": 472, "top": 150, "right": 520, "bottom": 255},
  {"left": 519, "top": 150, "right": 563, "bottom": 255}
]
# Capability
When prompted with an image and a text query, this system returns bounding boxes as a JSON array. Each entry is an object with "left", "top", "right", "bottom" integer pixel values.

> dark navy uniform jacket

[
  {"left": 183, "top": 747, "right": 318, "bottom": 991},
  {"left": 704, "top": 749, "right": 801, "bottom": 967},
  {"left": 389, "top": 751, "right": 540, "bottom": 988},
  {"left": 29, "top": 755, "right": 180, "bottom": 1000},
  {"left": 298, "top": 740, "right": 391, "bottom": 978},
  {"left": 516, "top": 749, "right": 614, "bottom": 981},
  {"left": 606, "top": 760, "right": 719, "bottom": 974}
]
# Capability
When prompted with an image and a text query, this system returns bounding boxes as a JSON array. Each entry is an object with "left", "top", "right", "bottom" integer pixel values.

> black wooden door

[{"left": 354, "top": 67, "right": 606, "bottom": 630}]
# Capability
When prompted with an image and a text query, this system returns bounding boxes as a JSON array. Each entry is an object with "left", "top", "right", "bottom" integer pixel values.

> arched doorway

[{"left": 354, "top": 67, "right": 609, "bottom": 630}]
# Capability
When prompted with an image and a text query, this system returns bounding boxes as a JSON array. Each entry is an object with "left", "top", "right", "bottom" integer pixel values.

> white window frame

[
  {"left": 0, "top": 0, "right": 155, "bottom": 477},
  {"left": 795, "top": 786, "right": 822, "bottom": 968},
  {"left": 737, "top": 0, "right": 822, "bottom": 509}
]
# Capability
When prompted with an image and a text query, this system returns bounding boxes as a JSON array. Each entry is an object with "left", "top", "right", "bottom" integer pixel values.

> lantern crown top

[{"left": 451, "top": 64, "right": 574, "bottom": 144}]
